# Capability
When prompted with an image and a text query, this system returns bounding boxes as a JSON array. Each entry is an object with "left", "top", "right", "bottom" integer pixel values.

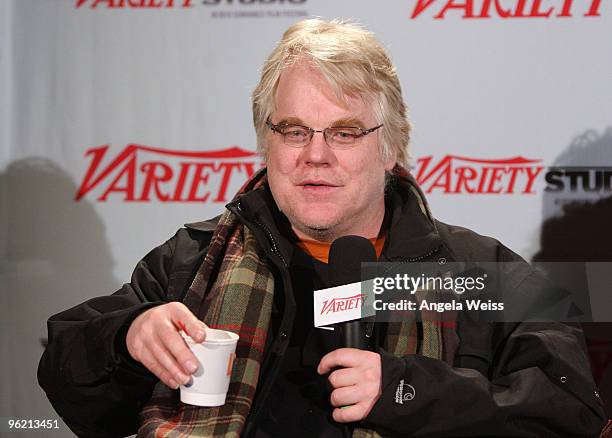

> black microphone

[{"left": 328, "top": 235, "right": 377, "bottom": 349}]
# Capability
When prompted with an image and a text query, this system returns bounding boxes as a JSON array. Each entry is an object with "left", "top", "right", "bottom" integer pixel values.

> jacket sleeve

[
  {"left": 365, "top": 319, "right": 607, "bottom": 437},
  {"left": 37, "top": 229, "right": 208, "bottom": 438}
]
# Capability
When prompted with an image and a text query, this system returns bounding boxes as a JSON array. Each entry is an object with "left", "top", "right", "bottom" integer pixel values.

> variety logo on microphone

[
  {"left": 314, "top": 281, "right": 376, "bottom": 328},
  {"left": 320, "top": 294, "right": 367, "bottom": 315}
]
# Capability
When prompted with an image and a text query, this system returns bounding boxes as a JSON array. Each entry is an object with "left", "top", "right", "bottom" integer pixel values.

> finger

[
  {"left": 328, "top": 367, "right": 360, "bottom": 389},
  {"left": 159, "top": 324, "right": 200, "bottom": 376},
  {"left": 330, "top": 385, "right": 361, "bottom": 407},
  {"left": 318, "top": 348, "right": 363, "bottom": 374},
  {"left": 147, "top": 335, "right": 191, "bottom": 385},
  {"left": 332, "top": 401, "right": 368, "bottom": 423},
  {"left": 168, "top": 302, "right": 207, "bottom": 343},
  {"left": 140, "top": 349, "right": 179, "bottom": 389}
]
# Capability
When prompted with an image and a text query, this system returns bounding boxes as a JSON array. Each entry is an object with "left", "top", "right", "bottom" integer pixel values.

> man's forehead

[{"left": 273, "top": 62, "right": 375, "bottom": 126}]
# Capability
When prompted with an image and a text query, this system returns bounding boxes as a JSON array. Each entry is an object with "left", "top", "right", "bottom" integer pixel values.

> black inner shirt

[{"left": 252, "top": 245, "right": 353, "bottom": 438}]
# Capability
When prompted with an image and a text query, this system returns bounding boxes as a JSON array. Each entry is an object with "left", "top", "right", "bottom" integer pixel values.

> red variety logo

[
  {"left": 75, "top": 145, "right": 545, "bottom": 201},
  {"left": 75, "top": 0, "right": 194, "bottom": 8},
  {"left": 414, "top": 155, "right": 544, "bottom": 194},
  {"left": 75, "top": 0, "right": 306, "bottom": 7},
  {"left": 75, "top": 144, "right": 263, "bottom": 202},
  {"left": 320, "top": 294, "right": 366, "bottom": 315},
  {"left": 410, "top": 0, "right": 602, "bottom": 19}
]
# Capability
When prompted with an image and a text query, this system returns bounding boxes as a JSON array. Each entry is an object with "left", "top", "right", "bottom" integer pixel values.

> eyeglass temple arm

[{"left": 362, "top": 124, "right": 384, "bottom": 135}]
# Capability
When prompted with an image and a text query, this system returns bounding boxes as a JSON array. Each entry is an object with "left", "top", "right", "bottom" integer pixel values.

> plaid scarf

[{"left": 138, "top": 169, "right": 458, "bottom": 438}]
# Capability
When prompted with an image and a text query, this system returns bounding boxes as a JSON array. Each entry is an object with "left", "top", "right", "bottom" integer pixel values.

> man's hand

[
  {"left": 317, "top": 348, "right": 382, "bottom": 423},
  {"left": 126, "top": 302, "right": 206, "bottom": 389}
]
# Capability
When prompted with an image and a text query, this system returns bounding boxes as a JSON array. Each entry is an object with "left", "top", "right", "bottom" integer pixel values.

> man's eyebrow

[
  {"left": 276, "top": 117, "right": 304, "bottom": 126},
  {"left": 330, "top": 117, "right": 366, "bottom": 129},
  {"left": 274, "top": 116, "right": 367, "bottom": 128}
]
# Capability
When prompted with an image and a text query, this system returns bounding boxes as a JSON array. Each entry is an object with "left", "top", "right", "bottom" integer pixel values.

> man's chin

[
  {"left": 290, "top": 216, "right": 341, "bottom": 241},
  {"left": 299, "top": 216, "right": 339, "bottom": 232}
]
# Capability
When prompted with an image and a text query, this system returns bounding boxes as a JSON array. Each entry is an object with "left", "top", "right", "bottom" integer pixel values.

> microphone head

[{"left": 328, "top": 235, "right": 377, "bottom": 287}]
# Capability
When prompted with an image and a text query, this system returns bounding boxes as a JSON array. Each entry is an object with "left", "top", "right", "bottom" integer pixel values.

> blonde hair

[{"left": 252, "top": 18, "right": 412, "bottom": 167}]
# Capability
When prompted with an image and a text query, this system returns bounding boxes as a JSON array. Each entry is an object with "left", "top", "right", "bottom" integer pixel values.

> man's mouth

[
  {"left": 298, "top": 180, "right": 341, "bottom": 193},
  {"left": 298, "top": 180, "right": 340, "bottom": 187}
]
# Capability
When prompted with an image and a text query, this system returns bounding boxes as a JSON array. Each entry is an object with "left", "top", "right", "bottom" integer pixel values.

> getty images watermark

[{"left": 313, "top": 261, "right": 612, "bottom": 326}]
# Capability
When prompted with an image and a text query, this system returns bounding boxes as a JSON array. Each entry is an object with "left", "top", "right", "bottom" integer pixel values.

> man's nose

[{"left": 300, "top": 131, "right": 335, "bottom": 166}]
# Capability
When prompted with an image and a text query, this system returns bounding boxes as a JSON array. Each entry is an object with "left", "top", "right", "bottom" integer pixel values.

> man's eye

[
  {"left": 331, "top": 129, "right": 360, "bottom": 142},
  {"left": 282, "top": 127, "right": 308, "bottom": 138}
]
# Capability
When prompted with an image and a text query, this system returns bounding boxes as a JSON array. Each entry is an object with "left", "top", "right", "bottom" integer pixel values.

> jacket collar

[
  {"left": 382, "top": 171, "right": 443, "bottom": 261},
  {"left": 184, "top": 217, "right": 220, "bottom": 233}
]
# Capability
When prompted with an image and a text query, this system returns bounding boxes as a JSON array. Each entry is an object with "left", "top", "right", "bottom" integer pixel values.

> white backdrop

[{"left": 1, "top": 0, "right": 611, "bottom": 435}]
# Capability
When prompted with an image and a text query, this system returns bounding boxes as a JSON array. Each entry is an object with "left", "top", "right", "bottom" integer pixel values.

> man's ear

[
  {"left": 260, "top": 141, "right": 271, "bottom": 164},
  {"left": 380, "top": 142, "right": 397, "bottom": 172},
  {"left": 384, "top": 159, "right": 397, "bottom": 172}
]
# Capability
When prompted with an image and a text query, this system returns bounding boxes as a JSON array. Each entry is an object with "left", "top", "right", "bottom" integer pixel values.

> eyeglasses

[{"left": 266, "top": 119, "right": 383, "bottom": 149}]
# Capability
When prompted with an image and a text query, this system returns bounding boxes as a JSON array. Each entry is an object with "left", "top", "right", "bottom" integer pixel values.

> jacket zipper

[
  {"left": 404, "top": 245, "right": 442, "bottom": 263},
  {"left": 233, "top": 200, "right": 288, "bottom": 268}
]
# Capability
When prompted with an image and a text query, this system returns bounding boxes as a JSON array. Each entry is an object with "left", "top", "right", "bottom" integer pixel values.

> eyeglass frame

[{"left": 265, "top": 118, "right": 383, "bottom": 149}]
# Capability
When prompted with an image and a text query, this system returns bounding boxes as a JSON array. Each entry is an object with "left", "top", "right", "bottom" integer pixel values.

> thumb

[{"left": 170, "top": 303, "right": 207, "bottom": 343}]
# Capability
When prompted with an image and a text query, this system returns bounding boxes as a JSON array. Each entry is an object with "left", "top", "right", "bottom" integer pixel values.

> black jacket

[{"left": 38, "top": 177, "right": 606, "bottom": 437}]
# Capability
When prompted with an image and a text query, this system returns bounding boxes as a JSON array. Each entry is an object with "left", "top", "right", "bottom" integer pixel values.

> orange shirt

[{"left": 296, "top": 236, "right": 385, "bottom": 264}]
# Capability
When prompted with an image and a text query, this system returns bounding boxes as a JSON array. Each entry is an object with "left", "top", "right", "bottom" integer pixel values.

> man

[{"left": 38, "top": 19, "right": 606, "bottom": 437}]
